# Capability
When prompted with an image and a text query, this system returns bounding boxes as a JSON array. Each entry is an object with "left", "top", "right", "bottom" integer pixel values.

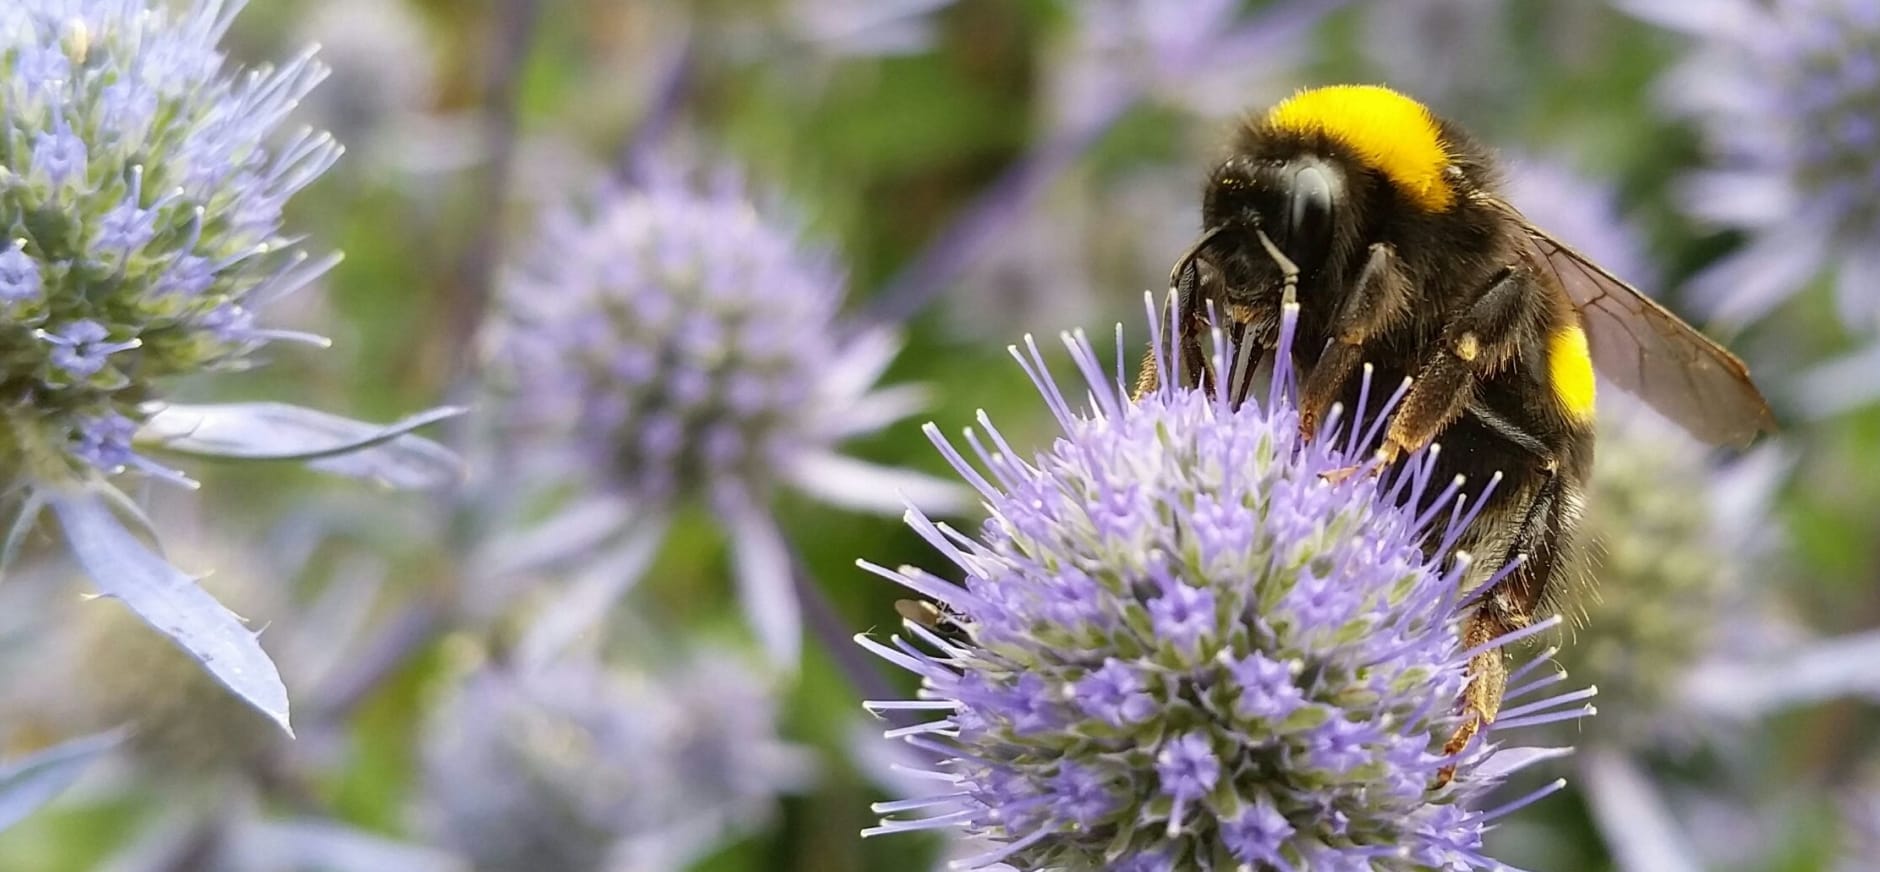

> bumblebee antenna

[{"left": 1252, "top": 226, "right": 1300, "bottom": 308}]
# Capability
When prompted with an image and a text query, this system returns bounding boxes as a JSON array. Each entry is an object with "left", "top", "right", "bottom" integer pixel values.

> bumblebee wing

[{"left": 1489, "top": 197, "right": 1776, "bottom": 446}]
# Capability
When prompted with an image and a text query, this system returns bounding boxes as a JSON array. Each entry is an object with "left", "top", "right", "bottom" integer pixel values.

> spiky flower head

[
  {"left": 0, "top": 0, "right": 344, "bottom": 482},
  {"left": 1620, "top": 0, "right": 1880, "bottom": 332},
  {"left": 418, "top": 651, "right": 812, "bottom": 872},
  {"left": 858, "top": 300, "right": 1588, "bottom": 869},
  {"left": 497, "top": 167, "right": 837, "bottom": 506},
  {"left": 488, "top": 163, "right": 957, "bottom": 664}
]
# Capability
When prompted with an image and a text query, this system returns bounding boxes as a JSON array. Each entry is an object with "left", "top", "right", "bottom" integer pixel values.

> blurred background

[{"left": 5, "top": 0, "right": 1880, "bottom": 869}]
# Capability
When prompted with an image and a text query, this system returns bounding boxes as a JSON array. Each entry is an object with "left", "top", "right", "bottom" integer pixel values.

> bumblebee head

[
  {"left": 1182, "top": 85, "right": 1464, "bottom": 311},
  {"left": 1199, "top": 154, "right": 1346, "bottom": 300}
]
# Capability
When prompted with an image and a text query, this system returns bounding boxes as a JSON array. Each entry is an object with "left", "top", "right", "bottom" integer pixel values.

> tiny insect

[
  {"left": 895, "top": 598, "right": 971, "bottom": 645},
  {"left": 1138, "top": 84, "right": 1775, "bottom": 781}
]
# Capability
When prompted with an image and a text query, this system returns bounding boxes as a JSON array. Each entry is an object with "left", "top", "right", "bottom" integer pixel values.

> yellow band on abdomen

[{"left": 1548, "top": 324, "right": 1596, "bottom": 422}]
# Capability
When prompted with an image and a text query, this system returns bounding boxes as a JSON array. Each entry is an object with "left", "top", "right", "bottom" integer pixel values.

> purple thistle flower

[
  {"left": 1154, "top": 731, "right": 1220, "bottom": 812},
  {"left": 0, "top": 0, "right": 428, "bottom": 484},
  {"left": 1517, "top": 397, "right": 1880, "bottom": 870},
  {"left": 1110, "top": 850, "right": 1177, "bottom": 872},
  {"left": 1222, "top": 796, "right": 1293, "bottom": 868},
  {"left": 1620, "top": 0, "right": 1880, "bottom": 332},
  {"left": 1228, "top": 652, "right": 1307, "bottom": 722},
  {"left": 29, "top": 104, "right": 88, "bottom": 190},
  {"left": 489, "top": 164, "right": 962, "bottom": 666},
  {"left": 857, "top": 297, "right": 1590, "bottom": 868},
  {"left": 1550, "top": 395, "right": 1783, "bottom": 750}
]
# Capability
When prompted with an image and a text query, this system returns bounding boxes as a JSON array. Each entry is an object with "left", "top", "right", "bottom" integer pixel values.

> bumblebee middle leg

[{"left": 1374, "top": 267, "right": 1546, "bottom": 464}]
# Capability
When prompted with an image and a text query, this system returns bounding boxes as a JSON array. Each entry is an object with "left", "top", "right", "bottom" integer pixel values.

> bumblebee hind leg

[{"left": 1438, "top": 407, "right": 1578, "bottom": 784}]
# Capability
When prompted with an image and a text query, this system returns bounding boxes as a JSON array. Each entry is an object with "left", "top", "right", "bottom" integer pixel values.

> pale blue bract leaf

[
  {"left": 135, "top": 402, "right": 466, "bottom": 489},
  {"left": 225, "top": 819, "right": 469, "bottom": 872},
  {"left": 1580, "top": 748, "right": 1703, "bottom": 872},
  {"left": 50, "top": 493, "right": 292, "bottom": 734},
  {"left": 0, "top": 730, "right": 123, "bottom": 832}
]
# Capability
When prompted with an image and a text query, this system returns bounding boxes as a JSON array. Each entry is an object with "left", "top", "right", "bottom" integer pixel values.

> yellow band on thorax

[
  {"left": 1548, "top": 324, "right": 1596, "bottom": 422},
  {"left": 1265, "top": 85, "right": 1455, "bottom": 212}
]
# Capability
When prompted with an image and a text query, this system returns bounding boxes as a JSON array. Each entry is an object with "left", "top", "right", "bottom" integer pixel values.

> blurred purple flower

[
  {"left": 1797, "top": 339, "right": 1880, "bottom": 416},
  {"left": 1360, "top": 1, "right": 1624, "bottom": 124},
  {"left": 487, "top": 163, "right": 963, "bottom": 667},
  {"left": 1620, "top": 0, "right": 1880, "bottom": 332},
  {"left": 1050, "top": 0, "right": 1333, "bottom": 130},
  {"left": 867, "top": 0, "right": 1333, "bottom": 330},
  {"left": 1504, "top": 156, "right": 1658, "bottom": 290},
  {"left": 856, "top": 298, "right": 1588, "bottom": 868},
  {"left": 786, "top": 0, "right": 955, "bottom": 58},
  {"left": 1550, "top": 397, "right": 1788, "bottom": 751},
  {"left": 940, "top": 176, "right": 1104, "bottom": 340},
  {"left": 418, "top": 650, "right": 811, "bottom": 872},
  {"left": 1360, "top": 0, "right": 1520, "bottom": 115}
]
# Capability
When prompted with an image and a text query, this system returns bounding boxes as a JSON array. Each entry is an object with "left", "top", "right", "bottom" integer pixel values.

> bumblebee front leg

[
  {"left": 1298, "top": 243, "right": 1412, "bottom": 440},
  {"left": 1135, "top": 258, "right": 1229, "bottom": 401}
]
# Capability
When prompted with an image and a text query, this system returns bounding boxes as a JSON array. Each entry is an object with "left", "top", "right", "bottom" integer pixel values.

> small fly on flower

[{"left": 893, "top": 599, "right": 969, "bottom": 645}]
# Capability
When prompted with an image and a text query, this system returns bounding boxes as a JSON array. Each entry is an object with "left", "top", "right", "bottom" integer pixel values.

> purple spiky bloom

[
  {"left": 490, "top": 164, "right": 960, "bottom": 665},
  {"left": 856, "top": 297, "right": 1591, "bottom": 869},
  {"left": 1619, "top": 0, "right": 1880, "bottom": 333}
]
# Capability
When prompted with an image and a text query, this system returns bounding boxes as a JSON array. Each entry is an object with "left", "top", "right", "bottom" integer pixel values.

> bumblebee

[{"left": 1138, "top": 85, "right": 1775, "bottom": 774}]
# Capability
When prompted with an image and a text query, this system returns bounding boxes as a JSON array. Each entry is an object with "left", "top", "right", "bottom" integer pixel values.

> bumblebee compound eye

[{"left": 1284, "top": 160, "right": 1339, "bottom": 272}]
